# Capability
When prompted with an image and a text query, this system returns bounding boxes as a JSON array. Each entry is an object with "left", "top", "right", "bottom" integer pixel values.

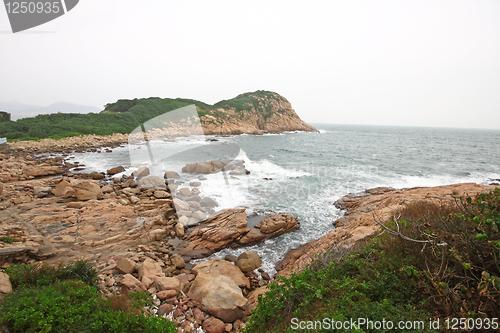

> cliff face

[{"left": 199, "top": 91, "right": 318, "bottom": 135}]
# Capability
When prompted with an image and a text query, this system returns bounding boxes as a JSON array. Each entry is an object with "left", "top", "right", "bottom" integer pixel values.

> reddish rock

[
  {"left": 51, "top": 180, "right": 75, "bottom": 198},
  {"left": 107, "top": 166, "right": 125, "bottom": 175},
  {"left": 235, "top": 250, "right": 262, "bottom": 272},
  {"left": 154, "top": 276, "right": 180, "bottom": 292},
  {"left": 193, "top": 307, "right": 205, "bottom": 322},
  {"left": 157, "top": 303, "right": 173, "bottom": 316},
  {"left": 170, "top": 254, "right": 185, "bottom": 269},
  {"left": 0, "top": 272, "right": 13, "bottom": 295},
  {"left": 70, "top": 179, "right": 102, "bottom": 201},
  {"left": 202, "top": 317, "right": 226, "bottom": 333},
  {"left": 120, "top": 274, "right": 146, "bottom": 292},
  {"left": 192, "top": 257, "right": 249, "bottom": 288},
  {"left": 256, "top": 214, "right": 300, "bottom": 238},
  {"left": 156, "top": 289, "right": 178, "bottom": 300},
  {"left": 187, "top": 272, "right": 249, "bottom": 323},
  {"left": 138, "top": 258, "right": 164, "bottom": 287},
  {"left": 115, "top": 258, "right": 137, "bottom": 274},
  {"left": 173, "top": 308, "right": 184, "bottom": 318}
]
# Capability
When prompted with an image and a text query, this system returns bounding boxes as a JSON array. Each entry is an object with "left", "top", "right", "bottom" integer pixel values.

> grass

[
  {"left": 244, "top": 188, "right": 500, "bottom": 332},
  {"left": 0, "top": 236, "right": 16, "bottom": 244},
  {"left": 0, "top": 260, "right": 177, "bottom": 332}
]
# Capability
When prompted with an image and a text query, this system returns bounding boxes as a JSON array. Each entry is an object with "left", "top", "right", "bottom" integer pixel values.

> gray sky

[{"left": 1, "top": 0, "right": 499, "bottom": 129}]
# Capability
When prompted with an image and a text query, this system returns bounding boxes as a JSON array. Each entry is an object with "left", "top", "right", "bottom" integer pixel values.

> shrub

[
  {"left": 0, "top": 236, "right": 15, "bottom": 244},
  {"left": 0, "top": 281, "right": 176, "bottom": 333}
]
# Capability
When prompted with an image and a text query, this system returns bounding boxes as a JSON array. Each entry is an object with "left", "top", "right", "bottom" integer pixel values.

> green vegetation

[
  {"left": 0, "top": 236, "right": 16, "bottom": 244},
  {"left": 244, "top": 189, "right": 500, "bottom": 332},
  {"left": 0, "top": 111, "right": 10, "bottom": 123},
  {"left": 0, "top": 91, "right": 283, "bottom": 140},
  {"left": 0, "top": 261, "right": 176, "bottom": 333}
]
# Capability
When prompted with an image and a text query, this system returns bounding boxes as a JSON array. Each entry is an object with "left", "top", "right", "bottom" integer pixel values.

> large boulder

[
  {"left": 120, "top": 274, "right": 146, "bottom": 292},
  {"left": 133, "top": 166, "right": 150, "bottom": 179},
  {"left": 0, "top": 272, "right": 13, "bottom": 295},
  {"left": 235, "top": 251, "right": 262, "bottom": 272},
  {"left": 255, "top": 214, "right": 300, "bottom": 238},
  {"left": 138, "top": 258, "right": 165, "bottom": 287},
  {"left": 107, "top": 166, "right": 125, "bottom": 175},
  {"left": 137, "top": 176, "right": 165, "bottom": 189},
  {"left": 51, "top": 180, "right": 76, "bottom": 198},
  {"left": 187, "top": 272, "right": 250, "bottom": 323},
  {"left": 186, "top": 209, "right": 250, "bottom": 254},
  {"left": 115, "top": 258, "right": 137, "bottom": 274},
  {"left": 164, "top": 171, "right": 180, "bottom": 179},
  {"left": 182, "top": 160, "right": 227, "bottom": 174},
  {"left": 192, "top": 257, "right": 249, "bottom": 288},
  {"left": 33, "top": 186, "right": 51, "bottom": 198},
  {"left": 70, "top": 179, "right": 102, "bottom": 201}
]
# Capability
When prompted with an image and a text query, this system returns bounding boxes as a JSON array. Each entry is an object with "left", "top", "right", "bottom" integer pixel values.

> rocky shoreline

[
  {"left": 0, "top": 139, "right": 301, "bottom": 333},
  {"left": 1, "top": 137, "right": 498, "bottom": 333}
]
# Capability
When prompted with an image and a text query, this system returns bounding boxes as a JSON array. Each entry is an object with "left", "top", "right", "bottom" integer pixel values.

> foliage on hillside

[
  {"left": 244, "top": 188, "right": 500, "bottom": 332},
  {"left": 0, "top": 91, "right": 283, "bottom": 140},
  {"left": 0, "top": 261, "right": 176, "bottom": 333},
  {"left": 0, "top": 111, "right": 10, "bottom": 123}
]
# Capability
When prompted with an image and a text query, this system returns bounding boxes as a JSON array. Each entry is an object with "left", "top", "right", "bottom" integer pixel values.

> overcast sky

[{"left": 1, "top": 0, "right": 499, "bottom": 129}]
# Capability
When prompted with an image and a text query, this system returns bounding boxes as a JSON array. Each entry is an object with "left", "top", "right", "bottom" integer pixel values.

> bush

[
  {"left": 5, "top": 260, "right": 99, "bottom": 289},
  {"left": 0, "top": 281, "right": 176, "bottom": 333}
]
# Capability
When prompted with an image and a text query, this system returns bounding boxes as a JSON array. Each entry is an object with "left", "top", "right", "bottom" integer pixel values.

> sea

[{"left": 68, "top": 124, "right": 500, "bottom": 275}]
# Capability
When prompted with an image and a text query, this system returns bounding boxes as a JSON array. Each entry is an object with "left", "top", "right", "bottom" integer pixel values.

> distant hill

[
  {"left": 0, "top": 91, "right": 316, "bottom": 140},
  {"left": 0, "top": 101, "right": 100, "bottom": 120}
]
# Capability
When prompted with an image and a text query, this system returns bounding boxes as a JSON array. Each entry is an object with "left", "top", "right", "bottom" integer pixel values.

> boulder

[
  {"left": 0, "top": 182, "right": 3, "bottom": 196},
  {"left": 187, "top": 272, "right": 250, "bottom": 323},
  {"left": 173, "top": 198, "right": 191, "bottom": 211},
  {"left": 156, "top": 289, "right": 177, "bottom": 300},
  {"left": 200, "top": 197, "right": 218, "bottom": 208},
  {"left": 190, "top": 181, "right": 202, "bottom": 187},
  {"left": 202, "top": 317, "right": 226, "bottom": 333},
  {"left": 178, "top": 216, "right": 190, "bottom": 227},
  {"left": 133, "top": 166, "right": 150, "bottom": 179},
  {"left": 33, "top": 186, "right": 51, "bottom": 198},
  {"left": 179, "top": 188, "right": 191, "bottom": 196},
  {"left": 138, "top": 258, "right": 164, "bottom": 287},
  {"left": 137, "top": 176, "right": 165, "bottom": 189},
  {"left": 89, "top": 172, "right": 105, "bottom": 180},
  {"left": 192, "top": 257, "right": 249, "bottom": 288},
  {"left": 256, "top": 214, "right": 300, "bottom": 238},
  {"left": 120, "top": 274, "right": 146, "bottom": 292},
  {"left": 235, "top": 251, "right": 262, "bottom": 272},
  {"left": 157, "top": 304, "right": 173, "bottom": 316},
  {"left": 107, "top": 166, "right": 125, "bottom": 175},
  {"left": 185, "top": 209, "right": 250, "bottom": 254},
  {"left": 182, "top": 161, "right": 227, "bottom": 174},
  {"left": 115, "top": 258, "right": 137, "bottom": 274},
  {"left": 70, "top": 179, "right": 102, "bottom": 201},
  {"left": 175, "top": 223, "right": 185, "bottom": 237},
  {"left": 164, "top": 171, "right": 180, "bottom": 179},
  {"left": 237, "top": 228, "right": 266, "bottom": 246},
  {"left": 154, "top": 276, "right": 180, "bottom": 292},
  {"left": 51, "top": 180, "right": 75, "bottom": 198},
  {"left": 192, "top": 210, "right": 206, "bottom": 221},
  {"left": 170, "top": 254, "right": 186, "bottom": 269},
  {"left": 0, "top": 272, "right": 13, "bottom": 295},
  {"left": 154, "top": 190, "right": 171, "bottom": 199}
]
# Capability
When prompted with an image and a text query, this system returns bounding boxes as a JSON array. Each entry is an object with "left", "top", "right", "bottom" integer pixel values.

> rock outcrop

[{"left": 275, "top": 183, "right": 498, "bottom": 278}]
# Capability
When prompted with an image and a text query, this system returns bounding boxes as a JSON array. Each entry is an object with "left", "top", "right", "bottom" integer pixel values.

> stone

[
  {"left": 130, "top": 195, "right": 140, "bottom": 204},
  {"left": 120, "top": 274, "right": 146, "bottom": 292},
  {"left": 89, "top": 172, "right": 105, "bottom": 180},
  {"left": 200, "top": 197, "right": 218, "bottom": 208},
  {"left": 186, "top": 209, "right": 249, "bottom": 254},
  {"left": 179, "top": 188, "right": 191, "bottom": 196},
  {"left": 173, "top": 198, "right": 191, "bottom": 211},
  {"left": 192, "top": 257, "right": 249, "bottom": 288},
  {"left": 193, "top": 307, "right": 205, "bottom": 322},
  {"left": 101, "top": 186, "right": 114, "bottom": 193},
  {"left": 70, "top": 179, "right": 102, "bottom": 201},
  {"left": 156, "top": 289, "right": 178, "bottom": 300},
  {"left": 154, "top": 190, "right": 171, "bottom": 199},
  {"left": 51, "top": 180, "right": 75, "bottom": 198},
  {"left": 190, "top": 181, "right": 201, "bottom": 187},
  {"left": 137, "top": 175, "right": 165, "bottom": 189},
  {"left": 256, "top": 214, "right": 300, "bottom": 237},
  {"left": 157, "top": 303, "right": 173, "bottom": 316},
  {"left": 235, "top": 251, "right": 262, "bottom": 272},
  {"left": 107, "top": 166, "right": 125, "bottom": 175},
  {"left": 0, "top": 272, "right": 13, "bottom": 295},
  {"left": 138, "top": 258, "right": 164, "bottom": 286},
  {"left": 170, "top": 254, "right": 185, "bottom": 269},
  {"left": 192, "top": 210, "right": 206, "bottom": 221},
  {"left": 175, "top": 223, "right": 185, "bottom": 237},
  {"left": 178, "top": 216, "right": 190, "bottom": 226},
  {"left": 115, "top": 258, "right": 137, "bottom": 274},
  {"left": 0, "top": 182, "right": 3, "bottom": 196},
  {"left": 33, "top": 186, "right": 51, "bottom": 198},
  {"left": 191, "top": 188, "right": 201, "bottom": 196},
  {"left": 154, "top": 276, "right": 180, "bottom": 292},
  {"left": 182, "top": 161, "right": 227, "bottom": 174},
  {"left": 187, "top": 272, "right": 250, "bottom": 323},
  {"left": 247, "top": 286, "right": 267, "bottom": 310},
  {"left": 224, "top": 255, "right": 237, "bottom": 263},
  {"left": 164, "top": 171, "right": 180, "bottom": 179},
  {"left": 237, "top": 228, "right": 266, "bottom": 246},
  {"left": 133, "top": 166, "right": 150, "bottom": 179},
  {"left": 202, "top": 317, "right": 226, "bottom": 333}
]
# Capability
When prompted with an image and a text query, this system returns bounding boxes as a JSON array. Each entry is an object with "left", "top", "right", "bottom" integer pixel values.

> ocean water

[{"left": 69, "top": 124, "right": 500, "bottom": 275}]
